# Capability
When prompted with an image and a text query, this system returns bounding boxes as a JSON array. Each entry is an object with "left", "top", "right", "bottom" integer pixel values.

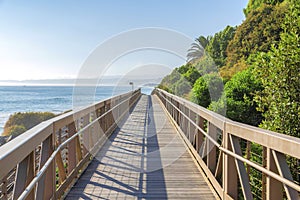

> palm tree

[{"left": 186, "top": 36, "right": 208, "bottom": 63}]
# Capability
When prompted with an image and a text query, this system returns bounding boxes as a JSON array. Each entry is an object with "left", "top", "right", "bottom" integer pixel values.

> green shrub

[
  {"left": 210, "top": 67, "right": 263, "bottom": 126},
  {"left": 192, "top": 73, "right": 224, "bottom": 108},
  {"left": 3, "top": 112, "right": 55, "bottom": 137},
  {"left": 6, "top": 125, "right": 27, "bottom": 137}
]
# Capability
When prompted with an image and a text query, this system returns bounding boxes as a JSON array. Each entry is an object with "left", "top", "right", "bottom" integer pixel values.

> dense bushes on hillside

[
  {"left": 3, "top": 112, "right": 55, "bottom": 137},
  {"left": 205, "top": 26, "right": 236, "bottom": 67},
  {"left": 253, "top": 0, "right": 300, "bottom": 137},
  {"left": 243, "top": 0, "right": 285, "bottom": 16},
  {"left": 157, "top": 0, "right": 299, "bottom": 197},
  {"left": 158, "top": 0, "right": 298, "bottom": 130},
  {"left": 222, "top": 2, "right": 288, "bottom": 78},
  {"left": 158, "top": 63, "right": 201, "bottom": 97},
  {"left": 210, "top": 67, "right": 263, "bottom": 126},
  {"left": 191, "top": 73, "right": 223, "bottom": 108}
]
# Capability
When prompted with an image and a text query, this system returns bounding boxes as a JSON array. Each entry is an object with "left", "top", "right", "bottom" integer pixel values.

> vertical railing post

[
  {"left": 181, "top": 104, "right": 185, "bottom": 132},
  {"left": 36, "top": 135, "right": 55, "bottom": 200},
  {"left": 99, "top": 104, "right": 105, "bottom": 138},
  {"left": 189, "top": 110, "right": 196, "bottom": 147},
  {"left": 103, "top": 101, "right": 107, "bottom": 133},
  {"left": 55, "top": 118, "right": 65, "bottom": 187},
  {"left": 246, "top": 141, "right": 251, "bottom": 175},
  {"left": 171, "top": 97, "right": 174, "bottom": 119},
  {"left": 165, "top": 96, "right": 168, "bottom": 112},
  {"left": 82, "top": 114, "right": 90, "bottom": 155},
  {"left": 75, "top": 135, "right": 82, "bottom": 164},
  {"left": 169, "top": 96, "right": 171, "bottom": 113},
  {"left": 178, "top": 103, "right": 182, "bottom": 129},
  {"left": 196, "top": 115, "right": 204, "bottom": 152},
  {"left": 67, "top": 122, "right": 77, "bottom": 174},
  {"left": 58, "top": 128, "right": 62, "bottom": 146},
  {"left": 222, "top": 127, "right": 238, "bottom": 199},
  {"left": 90, "top": 111, "right": 97, "bottom": 145},
  {"left": 13, "top": 151, "right": 35, "bottom": 200},
  {"left": 262, "top": 146, "right": 267, "bottom": 200},
  {"left": 207, "top": 122, "right": 217, "bottom": 173},
  {"left": 55, "top": 140, "right": 67, "bottom": 185},
  {"left": 118, "top": 96, "right": 121, "bottom": 120},
  {"left": 266, "top": 147, "right": 283, "bottom": 200},
  {"left": 174, "top": 101, "right": 178, "bottom": 124},
  {"left": 183, "top": 105, "right": 187, "bottom": 136}
]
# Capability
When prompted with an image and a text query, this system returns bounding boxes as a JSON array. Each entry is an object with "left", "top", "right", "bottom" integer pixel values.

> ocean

[{"left": 0, "top": 86, "right": 153, "bottom": 135}]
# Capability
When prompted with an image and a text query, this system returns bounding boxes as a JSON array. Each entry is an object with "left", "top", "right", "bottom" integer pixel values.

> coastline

[{"left": 0, "top": 85, "right": 154, "bottom": 137}]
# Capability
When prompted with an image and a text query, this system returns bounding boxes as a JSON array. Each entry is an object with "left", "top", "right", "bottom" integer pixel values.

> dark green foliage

[
  {"left": 159, "top": 0, "right": 299, "bottom": 143},
  {"left": 253, "top": 0, "right": 300, "bottom": 137},
  {"left": 244, "top": 0, "right": 285, "bottom": 16},
  {"left": 192, "top": 76, "right": 211, "bottom": 107},
  {"left": 192, "top": 73, "right": 223, "bottom": 108},
  {"left": 224, "top": 3, "right": 288, "bottom": 77},
  {"left": 159, "top": 63, "right": 201, "bottom": 97},
  {"left": 232, "top": 3, "right": 286, "bottom": 59},
  {"left": 174, "top": 77, "right": 192, "bottom": 97},
  {"left": 252, "top": 1, "right": 300, "bottom": 185},
  {"left": 225, "top": 67, "right": 263, "bottom": 126},
  {"left": 194, "top": 55, "right": 217, "bottom": 75},
  {"left": 183, "top": 66, "right": 201, "bottom": 85},
  {"left": 210, "top": 67, "right": 263, "bottom": 126},
  {"left": 3, "top": 112, "right": 56, "bottom": 137},
  {"left": 206, "top": 26, "right": 236, "bottom": 67},
  {"left": 197, "top": 36, "right": 209, "bottom": 49},
  {"left": 177, "top": 63, "right": 191, "bottom": 74}
]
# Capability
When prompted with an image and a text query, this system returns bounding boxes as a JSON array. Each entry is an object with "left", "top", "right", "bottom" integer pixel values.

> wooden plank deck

[{"left": 66, "top": 95, "right": 217, "bottom": 199}]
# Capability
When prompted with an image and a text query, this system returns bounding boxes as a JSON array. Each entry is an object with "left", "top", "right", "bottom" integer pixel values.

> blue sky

[{"left": 0, "top": 1, "right": 247, "bottom": 81}]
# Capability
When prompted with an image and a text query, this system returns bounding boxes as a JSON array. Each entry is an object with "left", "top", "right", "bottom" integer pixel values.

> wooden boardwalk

[{"left": 66, "top": 95, "right": 216, "bottom": 200}]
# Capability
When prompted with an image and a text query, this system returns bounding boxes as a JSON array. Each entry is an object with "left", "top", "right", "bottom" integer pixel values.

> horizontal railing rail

[
  {"left": 154, "top": 88, "right": 300, "bottom": 200},
  {"left": 0, "top": 88, "right": 141, "bottom": 200}
]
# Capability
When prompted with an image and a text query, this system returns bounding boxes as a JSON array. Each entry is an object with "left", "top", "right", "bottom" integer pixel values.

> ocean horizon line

[{"left": 0, "top": 77, "right": 161, "bottom": 87}]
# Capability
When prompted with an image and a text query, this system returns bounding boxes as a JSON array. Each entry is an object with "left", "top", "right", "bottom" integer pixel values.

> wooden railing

[
  {"left": 154, "top": 88, "right": 300, "bottom": 200},
  {"left": 0, "top": 89, "right": 141, "bottom": 200}
]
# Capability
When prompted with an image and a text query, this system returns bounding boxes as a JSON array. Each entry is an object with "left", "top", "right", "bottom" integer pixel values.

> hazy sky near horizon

[{"left": 0, "top": 1, "right": 247, "bottom": 81}]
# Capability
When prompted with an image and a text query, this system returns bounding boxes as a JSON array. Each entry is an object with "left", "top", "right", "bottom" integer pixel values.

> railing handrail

[
  {"left": 155, "top": 88, "right": 300, "bottom": 199},
  {"left": 0, "top": 88, "right": 141, "bottom": 199},
  {"left": 0, "top": 89, "right": 139, "bottom": 180},
  {"left": 155, "top": 88, "right": 300, "bottom": 159},
  {"left": 16, "top": 89, "right": 140, "bottom": 200}
]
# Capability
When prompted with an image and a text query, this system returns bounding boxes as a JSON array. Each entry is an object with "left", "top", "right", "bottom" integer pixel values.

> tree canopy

[
  {"left": 206, "top": 26, "right": 236, "bottom": 67},
  {"left": 191, "top": 73, "right": 223, "bottom": 108},
  {"left": 158, "top": 0, "right": 300, "bottom": 196},
  {"left": 210, "top": 67, "right": 263, "bottom": 126},
  {"left": 244, "top": 0, "right": 285, "bottom": 16},
  {"left": 159, "top": 0, "right": 299, "bottom": 138},
  {"left": 253, "top": 0, "right": 300, "bottom": 137},
  {"left": 222, "top": 2, "right": 287, "bottom": 78}
]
